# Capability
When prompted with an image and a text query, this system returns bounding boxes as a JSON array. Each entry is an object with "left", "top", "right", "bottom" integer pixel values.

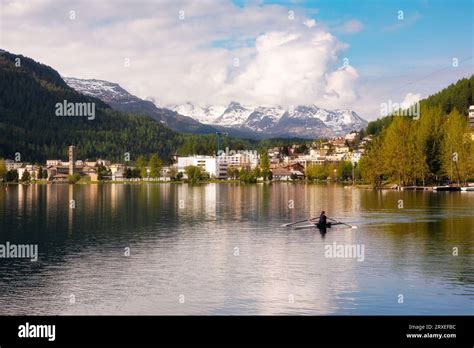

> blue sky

[
  {"left": 1, "top": 0, "right": 472, "bottom": 119},
  {"left": 235, "top": 0, "right": 472, "bottom": 69},
  {"left": 230, "top": 0, "right": 473, "bottom": 116}
]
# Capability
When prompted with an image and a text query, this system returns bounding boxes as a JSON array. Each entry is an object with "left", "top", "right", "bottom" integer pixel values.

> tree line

[{"left": 359, "top": 106, "right": 474, "bottom": 187}]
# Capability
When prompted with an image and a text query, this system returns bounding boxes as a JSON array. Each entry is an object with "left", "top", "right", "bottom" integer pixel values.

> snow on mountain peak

[{"left": 173, "top": 101, "right": 367, "bottom": 136}]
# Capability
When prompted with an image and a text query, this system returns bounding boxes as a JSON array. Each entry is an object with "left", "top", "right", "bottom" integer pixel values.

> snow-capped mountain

[
  {"left": 170, "top": 102, "right": 227, "bottom": 125},
  {"left": 64, "top": 77, "right": 132, "bottom": 101},
  {"left": 215, "top": 102, "right": 254, "bottom": 126},
  {"left": 63, "top": 77, "right": 216, "bottom": 134},
  {"left": 170, "top": 102, "right": 367, "bottom": 138},
  {"left": 64, "top": 77, "right": 367, "bottom": 138}
]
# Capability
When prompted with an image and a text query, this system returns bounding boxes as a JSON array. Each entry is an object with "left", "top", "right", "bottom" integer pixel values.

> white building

[
  {"left": 110, "top": 163, "right": 126, "bottom": 175},
  {"left": 345, "top": 132, "right": 358, "bottom": 141},
  {"left": 217, "top": 151, "right": 259, "bottom": 169},
  {"left": 335, "top": 146, "right": 350, "bottom": 154},
  {"left": 17, "top": 164, "right": 39, "bottom": 179},
  {"left": 5, "top": 159, "right": 24, "bottom": 171},
  {"left": 46, "top": 159, "right": 62, "bottom": 166},
  {"left": 177, "top": 156, "right": 218, "bottom": 178},
  {"left": 177, "top": 151, "right": 259, "bottom": 180},
  {"left": 291, "top": 154, "right": 325, "bottom": 167}
]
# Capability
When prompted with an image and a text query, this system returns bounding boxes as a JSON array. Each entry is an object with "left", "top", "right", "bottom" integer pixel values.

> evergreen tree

[
  {"left": 148, "top": 154, "right": 162, "bottom": 178},
  {"left": 260, "top": 152, "right": 271, "bottom": 181},
  {"left": 20, "top": 170, "right": 31, "bottom": 183}
]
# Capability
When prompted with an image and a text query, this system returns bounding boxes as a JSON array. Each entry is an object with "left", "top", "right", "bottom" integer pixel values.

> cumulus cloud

[{"left": 0, "top": 0, "right": 359, "bottom": 109}]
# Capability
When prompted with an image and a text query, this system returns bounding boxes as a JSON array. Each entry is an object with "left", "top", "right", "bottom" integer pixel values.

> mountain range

[
  {"left": 64, "top": 78, "right": 368, "bottom": 139},
  {"left": 169, "top": 102, "right": 367, "bottom": 138},
  {"left": 63, "top": 77, "right": 216, "bottom": 134}
]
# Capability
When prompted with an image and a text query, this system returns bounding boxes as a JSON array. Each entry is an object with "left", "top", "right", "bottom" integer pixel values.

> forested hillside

[
  {"left": 366, "top": 75, "right": 474, "bottom": 136},
  {"left": 0, "top": 51, "right": 256, "bottom": 163},
  {"left": 359, "top": 75, "right": 474, "bottom": 186},
  {"left": 0, "top": 51, "right": 185, "bottom": 162}
]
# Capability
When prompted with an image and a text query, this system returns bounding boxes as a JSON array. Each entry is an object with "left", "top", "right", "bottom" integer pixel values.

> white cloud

[
  {"left": 303, "top": 19, "right": 316, "bottom": 28},
  {"left": 340, "top": 19, "right": 363, "bottom": 34},
  {"left": 0, "top": 0, "right": 359, "bottom": 110}
]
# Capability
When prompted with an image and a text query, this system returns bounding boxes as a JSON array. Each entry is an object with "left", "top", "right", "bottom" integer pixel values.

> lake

[{"left": 0, "top": 183, "right": 473, "bottom": 315}]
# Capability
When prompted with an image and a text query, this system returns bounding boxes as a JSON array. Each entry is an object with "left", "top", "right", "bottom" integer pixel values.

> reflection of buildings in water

[
  {"left": 351, "top": 187, "right": 361, "bottom": 213},
  {"left": 226, "top": 184, "right": 243, "bottom": 220},
  {"left": 110, "top": 183, "right": 118, "bottom": 214},
  {"left": 203, "top": 184, "right": 217, "bottom": 218},
  {"left": 17, "top": 183, "right": 25, "bottom": 213},
  {"left": 176, "top": 184, "right": 188, "bottom": 218},
  {"left": 83, "top": 184, "right": 98, "bottom": 217},
  {"left": 68, "top": 184, "right": 74, "bottom": 234},
  {"left": 176, "top": 184, "right": 219, "bottom": 220}
]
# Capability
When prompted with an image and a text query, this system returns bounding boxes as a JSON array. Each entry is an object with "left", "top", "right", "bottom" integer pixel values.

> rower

[{"left": 318, "top": 211, "right": 327, "bottom": 226}]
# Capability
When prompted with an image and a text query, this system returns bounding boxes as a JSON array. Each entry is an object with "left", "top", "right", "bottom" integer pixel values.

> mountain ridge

[
  {"left": 63, "top": 77, "right": 217, "bottom": 134},
  {"left": 169, "top": 101, "right": 368, "bottom": 138}
]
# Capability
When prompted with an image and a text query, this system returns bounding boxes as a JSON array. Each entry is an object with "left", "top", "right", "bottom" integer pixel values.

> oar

[
  {"left": 281, "top": 216, "right": 318, "bottom": 227},
  {"left": 328, "top": 217, "right": 358, "bottom": 229}
]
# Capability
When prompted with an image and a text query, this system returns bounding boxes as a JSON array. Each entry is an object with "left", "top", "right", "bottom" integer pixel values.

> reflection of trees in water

[{"left": 357, "top": 189, "right": 474, "bottom": 287}]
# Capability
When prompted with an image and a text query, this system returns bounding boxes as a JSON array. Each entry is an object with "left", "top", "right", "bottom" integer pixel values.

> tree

[
  {"left": 97, "top": 164, "right": 110, "bottom": 180},
  {"left": 358, "top": 136, "right": 385, "bottom": 188},
  {"left": 0, "top": 159, "right": 6, "bottom": 181},
  {"left": 252, "top": 166, "right": 262, "bottom": 179},
  {"left": 239, "top": 168, "right": 257, "bottom": 183},
  {"left": 149, "top": 154, "right": 162, "bottom": 179},
  {"left": 135, "top": 155, "right": 148, "bottom": 179},
  {"left": 68, "top": 172, "right": 81, "bottom": 184},
  {"left": 185, "top": 165, "right": 204, "bottom": 184},
  {"left": 260, "top": 152, "right": 272, "bottom": 181},
  {"left": 20, "top": 170, "right": 31, "bottom": 183},
  {"left": 441, "top": 109, "right": 474, "bottom": 185},
  {"left": 381, "top": 116, "right": 415, "bottom": 186},
  {"left": 336, "top": 161, "right": 353, "bottom": 181},
  {"left": 227, "top": 166, "right": 239, "bottom": 180},
  {"left": 417, "top": 105, "right": 445, "bottom": 182},
  {"left": 168, "top": 167, "right": 178, "bottom": 181},
  {"left": 5, "top": 170, "right": 19, "bottom": 183},
  {"left": 305, "top": 164, "right": 331, "bottom": 181},
  {"left": 37, "top": 166, "right": 43, "bottom": 179}
]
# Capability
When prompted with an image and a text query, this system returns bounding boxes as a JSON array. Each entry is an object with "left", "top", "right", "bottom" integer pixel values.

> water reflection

[{"left": 0, "top": 183, "right": 472, "bottom": 315}]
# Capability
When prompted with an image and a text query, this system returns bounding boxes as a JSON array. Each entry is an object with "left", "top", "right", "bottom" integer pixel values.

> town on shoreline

[
  {"left": 1, "top": 132, "right": 370, "bottom": 185},
  {"left": 2, "top": 104, "right": 474, "bottom": 190}
]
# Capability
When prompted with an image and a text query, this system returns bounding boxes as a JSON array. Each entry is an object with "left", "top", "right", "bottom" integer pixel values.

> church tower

[{"left": 69, "top": 145, "right": 76, "bottom": 175}]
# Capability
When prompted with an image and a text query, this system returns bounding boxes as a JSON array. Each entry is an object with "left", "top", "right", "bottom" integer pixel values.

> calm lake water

[{"left": 0, "top": 183, "right": 473, "bottom": 315}]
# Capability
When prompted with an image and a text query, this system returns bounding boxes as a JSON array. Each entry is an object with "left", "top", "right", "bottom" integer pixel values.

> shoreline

[{"left": 2, "top": 181, "right": 472, "bottom": 191}]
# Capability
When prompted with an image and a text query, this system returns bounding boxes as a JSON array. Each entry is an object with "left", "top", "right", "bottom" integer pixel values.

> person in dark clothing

[{"left": 318, "top": 211, "right": 327, "bottom": 226}]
